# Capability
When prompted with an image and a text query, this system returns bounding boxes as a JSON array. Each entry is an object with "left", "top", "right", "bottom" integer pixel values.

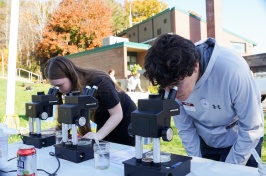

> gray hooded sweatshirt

[{"left": 173, "top": 38, "right": 264, "bottom": 165}]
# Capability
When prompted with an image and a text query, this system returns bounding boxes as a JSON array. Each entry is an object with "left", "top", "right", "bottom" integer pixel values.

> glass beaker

[{"left": 93, "top": 141, "right": 110, "bottom": 170}]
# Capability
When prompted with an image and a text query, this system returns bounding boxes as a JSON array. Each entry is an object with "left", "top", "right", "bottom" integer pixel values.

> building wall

[
  {"left": 174, "top": 9, "right": 190, "bottom": 38},
  {"left": 66, "top": 43, "right": 150, "bottom": 90},
  {"left": 138, "top": 20, "right": 153, "bottom": 42},
  {"left": 70, "top": 47, "right": 126, "bottom": 79},
  {"left": 206, "top": 0, "right": 224, "bottom": 43},
  {"left": 200, "top": 20, "right": 207, "bottom": 40},
  {"left": 189, "top": 14, "right": 202, "bottom": 43},
  {"left": 137, "top": 51, "right": 147, "bottom": 68},
  {"left": 152, "top": 11, "right": 172, "bottom": 38},
  {"left": 122, "top": 7, "right": 255, "bottom": 56},
  {"left": 222, "top": 31, "right": 254, "bottom": 56},
  {"left": 127, "top": 28, "right": 139, "bottom": 43},
  {"left": 128, "top": 10, "right": 173, "bottom": 43}
]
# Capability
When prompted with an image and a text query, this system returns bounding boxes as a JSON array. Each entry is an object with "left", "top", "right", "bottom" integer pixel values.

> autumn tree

[
  {"left": 0, "top": 0, "right": 9, "bottom": 49},
  {"left": 0, "top": 0, "right": 60, "bottom": 73},
  {"left": 18, "top": 0, "right": 60, "bottom": 71},
  {"left": 124, "top": 0, "right": 167, "bottom": 26},
  {"left": 105, "top": 0, "right": 128, "bottom": 35},
  {"left": 0, "top": 0, "right": 9, "bottom": 75},
  {"left": 35, "top": 0, "right": 113, "bottom": 66}
]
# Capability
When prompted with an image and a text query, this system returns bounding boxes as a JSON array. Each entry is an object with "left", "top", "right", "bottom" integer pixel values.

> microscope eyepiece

[
  {"left": 89, "top": 85, "right": 98, "bottom": 97},
  {"left": 52, "top": 86, "right": 59, "bottom": 95},
  {"left": 83, "top": 85, "right": 92, "bottom": 95},
  {"left": 47, "top": 86, "right": 54, "bottom": 94},
  {"left": 167, "top": 86, "right": 178, "bottom": 99},
  {"left": 158, "top": 89, "right": 165, "bottom": 99}
]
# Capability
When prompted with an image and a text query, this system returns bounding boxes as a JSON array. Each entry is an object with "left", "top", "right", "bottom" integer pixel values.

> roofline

[
  {"left": 171, "top": 7, "right": 206, "bottom": 22},
  {"left": 65, "top": 42, "right": 151, "bottom": 59},
  {"left": 223, "top": 28, "right": 257, "bottom": 46},
  {"left": 117, "top": 6, "right": 256, "bottom": 46},
  {"left": 117, "top": 8, "right": 172, "bottom": 35}
]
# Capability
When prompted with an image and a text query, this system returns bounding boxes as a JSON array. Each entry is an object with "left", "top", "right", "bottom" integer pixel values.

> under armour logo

[{"left": 212, "top": 105, "right": 221, "bottom": 109}]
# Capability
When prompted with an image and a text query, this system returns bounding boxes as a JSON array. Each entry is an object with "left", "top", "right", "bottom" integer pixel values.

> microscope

[
  {"left": 22, "top": 87, "right": 59, "bottom": 148},
  {"left": 123, "top": 87, "right": 192, "bottom": 176},
  {"left": 54, "top": 85, "right": 98, "bottom": 163}
]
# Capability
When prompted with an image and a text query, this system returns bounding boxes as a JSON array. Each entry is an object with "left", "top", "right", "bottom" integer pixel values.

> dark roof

[{"left": 244, "top": 53, "right": 266, "bottom": 67}]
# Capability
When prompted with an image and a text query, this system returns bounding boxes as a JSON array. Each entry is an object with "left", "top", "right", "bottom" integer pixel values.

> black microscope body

[
  {"left": 123, "top": 87, "right": 192, "bottom": 176},
  {"left": 22, "top": 87, "right": 59, "bottom": 148},
  {"left": 54, "top": 86, "right": 98, "bottom": 163}
]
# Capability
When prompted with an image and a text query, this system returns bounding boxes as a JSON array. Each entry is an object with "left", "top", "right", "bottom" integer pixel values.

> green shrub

[{"left": 148, "top": 84, "right": 160, "bottom": 94}]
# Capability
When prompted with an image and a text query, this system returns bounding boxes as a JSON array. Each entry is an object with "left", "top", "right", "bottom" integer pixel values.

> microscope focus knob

[
  {"left": 162, "top": 127, "right": 173, "bottom": 142},
  {"left": 127, "top": 123, "right": 134, "bottom": 137},
  {"left": 39, "top": 112, "right": 48, "bottom": 120},
  {"left": 76, "top": 117, "right": 86, "bottom": 126}
]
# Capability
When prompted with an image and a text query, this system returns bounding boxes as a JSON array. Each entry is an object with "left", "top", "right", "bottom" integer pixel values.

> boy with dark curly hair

[{"left": 143, "top": 34, "right": 264, "bottom": 167}]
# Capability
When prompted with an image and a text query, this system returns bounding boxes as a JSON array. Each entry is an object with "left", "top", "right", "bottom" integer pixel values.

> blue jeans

[{"left": 200, "top": 136, "right": 263, "bottom": 167}]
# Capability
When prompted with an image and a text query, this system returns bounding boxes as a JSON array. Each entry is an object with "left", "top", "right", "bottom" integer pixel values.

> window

[
  {"left": 133, "top": 32, "right": 135, "bottom": 36},
  {"left": 230, "top": 42, "right": 246, "bottom": 53},
  {"left": 157, "top": 28, "right": 161, "bottom": 35},
  {"left": 164, "top": 19, "right": 167, "bottom": 23},
  {"left": 127, "top": 52, "right": 137, "bottom": 66},
  {"left": 129, "top": 34, "right": 131, "bottom": 38},
  {"left": 144, "top": 27, "right": 147, "bottom": 31}
]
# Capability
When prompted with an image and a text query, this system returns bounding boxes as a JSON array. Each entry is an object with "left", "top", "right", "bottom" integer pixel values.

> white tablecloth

[{"left": 1, "top": 142, "right": 259, "bottom": 176}]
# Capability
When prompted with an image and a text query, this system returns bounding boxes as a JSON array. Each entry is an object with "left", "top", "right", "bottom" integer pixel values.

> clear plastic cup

[{"left": 93, "top": 141, "right": 110, "bottom": 170}]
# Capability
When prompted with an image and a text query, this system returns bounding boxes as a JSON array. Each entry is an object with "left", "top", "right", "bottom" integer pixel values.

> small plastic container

[
  {"left": 145, "top": 151, "right": 171, "bottom": 163},
  {"left": 93, "top": 141, "right": 110, "bottom": 170}
]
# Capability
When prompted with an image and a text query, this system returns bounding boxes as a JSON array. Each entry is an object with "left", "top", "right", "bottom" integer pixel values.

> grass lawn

[
  {"left": 0, "top": 78, "right": 265, "bottom": 161},
  {"left": 0, "top": 78, "right": 55, "bottom": 143}
]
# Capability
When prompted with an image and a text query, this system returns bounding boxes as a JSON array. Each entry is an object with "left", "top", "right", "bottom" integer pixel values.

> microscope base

[
  {"left": 21, "top": 134, "right": 55, "bottom": 149},
  {"left": 123, "top": 153, "right": 192, "bottom": 176},
  {"left": 54, "top": 143, "right": 94, "bottom": 163}
]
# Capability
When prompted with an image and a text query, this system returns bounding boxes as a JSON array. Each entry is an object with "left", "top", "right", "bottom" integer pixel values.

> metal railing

[{"left": 16, "top": 68, "right": 44, "bottom": 83}]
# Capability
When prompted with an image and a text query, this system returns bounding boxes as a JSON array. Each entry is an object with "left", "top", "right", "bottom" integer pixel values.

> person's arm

[
  {"left": 83, "top": 103, "right": 123, "bottom": 140},
  {"left": 127, "top": 76, "right": 133, "bottom": 91},
  {"left": 173, "top": 103, "right": 202, "bottom": 157},
  {"left": 225, "top": 70, "right": 264, "bottom": 165},
  {"left": 137, "top": 78, "right": 144, "bottom": 92}
]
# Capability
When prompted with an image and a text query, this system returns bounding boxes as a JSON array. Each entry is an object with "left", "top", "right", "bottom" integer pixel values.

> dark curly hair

[{"left": 144, "top": 34, "right": 199, "bottom": 88}]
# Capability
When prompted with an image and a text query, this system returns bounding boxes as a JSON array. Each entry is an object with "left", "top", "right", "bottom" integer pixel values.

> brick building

[
  {"left": 66, "top": 41, "right": 150, "bottom": 89},
  {"left": 65, "top": 0, "right": 257, "bottom": 90}
]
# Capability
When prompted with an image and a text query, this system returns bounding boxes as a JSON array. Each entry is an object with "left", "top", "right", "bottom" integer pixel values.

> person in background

[
  {"left": 143, "top": 33, "right": 264, "bottom": 167},
  {"left": 44, "top": 56, "right": 136, "bottom": 146},
  {"left": 127, "top": 73, "right": 144, "bottom": 92},
  {"left": 108, "top": 69, "right": 117, "bottom": 83}
]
